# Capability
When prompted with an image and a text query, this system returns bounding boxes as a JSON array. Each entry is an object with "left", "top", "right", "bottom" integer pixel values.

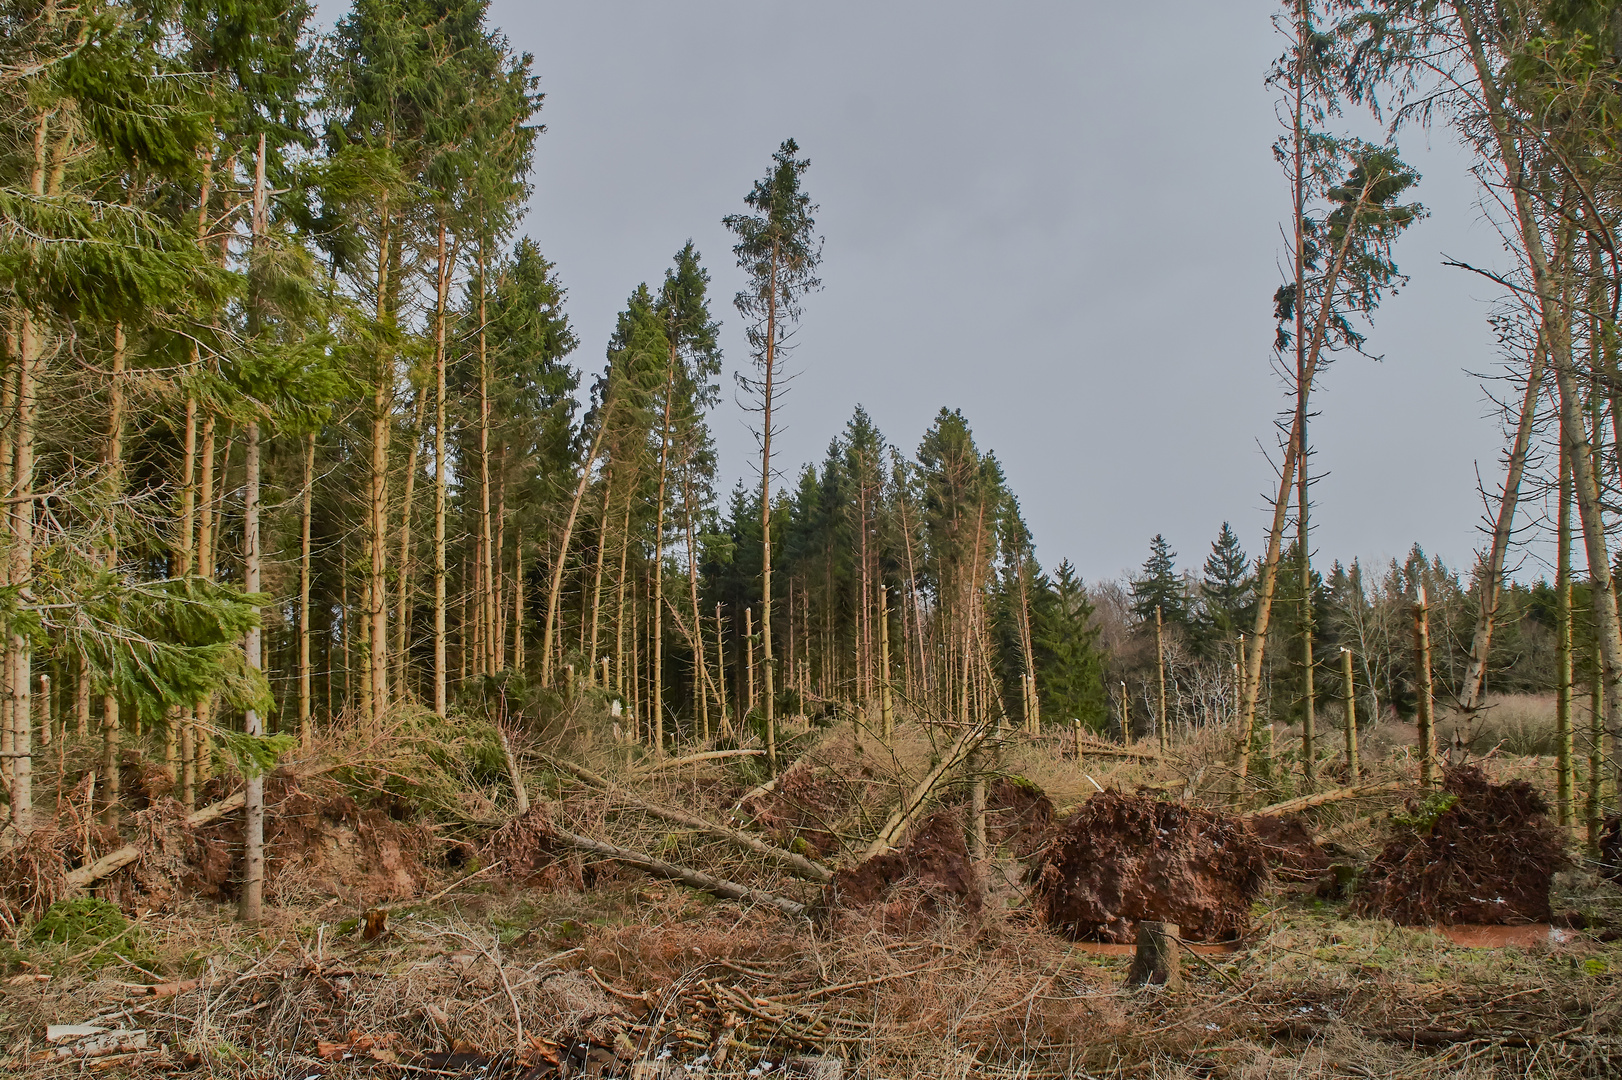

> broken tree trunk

[
  {"left": 863, "top": 720, "right": 990, "bottom": 859},
  {"left": 1126, "top": 921, "right": 1182, "bottom": 990},
  {"left": 551, "top": 827, "right": 806, "bottom": 917},
  {"left": 1243, "top": 780, "right": 1406, "bottom": 819},
  {"left": 549, "top": 757, "right": 833, "bottom": 882}
]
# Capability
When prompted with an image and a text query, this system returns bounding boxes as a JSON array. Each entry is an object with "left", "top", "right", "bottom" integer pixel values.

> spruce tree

[
  {"left": 724, "top": 139, "right": 821, "bottom": 770},
  {"left": 1130, "top": 535, "right": 1187, "bottom": 626}
]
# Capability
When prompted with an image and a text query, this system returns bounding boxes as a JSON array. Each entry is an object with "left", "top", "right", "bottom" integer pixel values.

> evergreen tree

[
  {"left": 1033, "top": 561, "right": 1108, "bottom": 731},
  {"left": 1130, "top": 534, "right": 1187, "bottom": 626},
  {"left": 724, "top": 138, "right": 821, "bottom": 769},
  {"left": 1199, "top": 521, "right": 1253, "bottom": 646}
]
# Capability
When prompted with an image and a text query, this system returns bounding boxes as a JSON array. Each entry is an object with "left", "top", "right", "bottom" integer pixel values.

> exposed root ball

[
  {"left": 831, "top": 811, "right": 979, "bottom": 912},
  {"left": 1353, "top": 765, "right": 1568, "bottom": 925},
  {"left": 1248, "top": 813, "right": 1331, "bottom": 884},
  {"left": 987, "top": 777, "right": 1055, "bottom": 860},
  {"left": 1031, "top": 791, "right": 1269, "bottom": 943}
]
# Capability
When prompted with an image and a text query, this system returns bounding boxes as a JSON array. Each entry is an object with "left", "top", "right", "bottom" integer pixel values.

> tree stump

[{"left": 1126, "top": 920, "right": 1182, "bottom": 990}]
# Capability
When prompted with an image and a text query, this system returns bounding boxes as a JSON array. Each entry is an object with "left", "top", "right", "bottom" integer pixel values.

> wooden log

[
  {"left": 550, "top": 757, "right": 833, "bottom": 882},
  {"left": 1125, "top": 920, "right": 1182, "bottom": 990},
  {"left": 1243, "top": 780, "right": 1406, "bottom": 819},
  {"left": 633, "top": 748, "right": 765, "bottom": 775},
  {"left": 551, "top": 826, "right": 806, "bottom": 917}
]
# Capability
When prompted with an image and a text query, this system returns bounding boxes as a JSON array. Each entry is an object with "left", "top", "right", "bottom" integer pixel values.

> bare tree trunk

[
  {"left": 96, "top": 321, "right": 126, "bottom": 828},
  {"left": 541, "top": 414, "right": 611, "bottom": 685},
  {"left": 368, "top": 191, "right": 393, "bottom": 727},
  {"left": 1458, "top": 339, "right": 1546, "bottom": 713},
  {"left": 299, "top": 432, "right": 314, "bottom": 749},
  {"left": 587, "top": 470, "right": 613, "bottom": 680},
  {"left": 1557, "top": 434, "right": 1575, "bottom": 828},
  {"left": 1341, "top": 646, "right": 1359, "bottom": 780},
  {"left": 432, "top": 220, "right": 451, "bottom": 716},
  {"left": 240, "top": 419, "right": 264, "bottom": 922},
  {"left": 477, "top": 236, "right": 495, "bottom": 677},
  {"left": 1413, "top": 587, "right": 1437, "bottom": 788},
  {"left": 1155, "top": 606, "right": 1168, "bottom": 752},
  {"left": 759, "top": 246, "right": 780, "bottom": 771},
  {"left": 393, "top": 389, "right": 426, "bottom": 699}
]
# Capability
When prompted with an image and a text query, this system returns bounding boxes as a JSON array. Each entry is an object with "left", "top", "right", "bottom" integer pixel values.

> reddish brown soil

[
  {"left": 986, "top": 778, "right": 1055, "bottom": 860},
  {"left": 1353, "top": 765, "right": 1568, "bottom": 926},
  {"left": 1032, "top": 791, "right": 1270, "bottom": 943},
  {"left": 739, "top": 761, "right": 849, "bottom": 857},
  {"left": 1248, "top": 812, "right": 1331, "bottom": 884},
  {"left": 830, "top": 811, "right": 979, "bottom": 913}
]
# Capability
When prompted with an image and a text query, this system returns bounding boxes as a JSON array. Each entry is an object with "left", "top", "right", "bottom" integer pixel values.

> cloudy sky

[{"left": 492, "top": 0, "right": 1527, "bottom": 585}]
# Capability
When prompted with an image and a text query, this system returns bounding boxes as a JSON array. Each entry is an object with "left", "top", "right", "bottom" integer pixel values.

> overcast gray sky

[{"left": 495, "top": 0, "right": 1526, "bottom": 586}]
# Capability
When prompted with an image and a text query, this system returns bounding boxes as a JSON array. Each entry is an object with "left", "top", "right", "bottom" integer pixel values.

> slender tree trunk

[
  {"left": 759, "top": 245, "right": 780, "bottom": 771},
  {"left": 542, "top": 413, "right": 611, "bottom": 685},
  {"left": 299, "top": 432, "right": 315, "bottom": 749},
  {"left": 1556, "top": 433, "right": 1575, "bottom": 828},
  {"left": 394, "top": 389, "right": 426, "bottom": 698},
  {"left": 368, "top": 193, "right": 393, "bottom": 726},
  {"left": 588, "top": 470, "right": 613, "bottom": 679},
  {"left": 1292, "top": 0, "right": 1316, "bottom": 791},
  {"left": 715, "top": 603, "right": 730, "bottom": 735},
  {"left": 477, "top": 237, "right": 496, "bottom": 677},
  {"left": 614, "top": 493, "right": 632, "bottom": 699},
  {"left": 432, "top": 220, "right": 451, "bottom": 716},
  {"left": 1235, "top": 175, "right": 1379, "bottom": 791},
  {"left": 1341, "top": 646, "right": 1359, "bottom": 780},
  {"left": 1155, "top": 606, "right": 1168, "bottom": 752},
  {"left": 1413, "top": 586, "right": 1438, "bottom": 787},
  {"left": 494, "top": 446, "right": 509, "bottom": 666},
  {"left": 650, "top": 345, "right": 679, "bottom": 753},
  {"left": 1459, "top": 339, "right": 1547, "bottom": 713},
  {"left": 96, "top": 322, "right": 127, "bottom": 827},
  {"left": 240, "top": 422, "right": 264, "bottom": 922}
]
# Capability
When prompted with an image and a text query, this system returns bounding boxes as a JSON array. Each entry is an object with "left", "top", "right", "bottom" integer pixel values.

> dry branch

[
  {"left": 1244, "top": 780, "right": 1407, "bottom": 819},
  {"left": 65, "top": 760, "right": 341, "bottom": 892},
  {"left": 862, "top": 720, "right": 989, "bottom": 859},
  {"left": 633, "top": 749, "right": 765, "bottom": 774},
  {"left": 549, "top": 757, "right": 833, "bottom": 882},
  {"left": 550, "top": 826, "right": 807, "bottom": 917}
]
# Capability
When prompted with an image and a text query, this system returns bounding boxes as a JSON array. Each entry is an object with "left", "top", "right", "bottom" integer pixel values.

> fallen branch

[
  {"left": 1244, "top": 780, "right": 1407, "bottom": 819},
  {"left": 551, "top": 826, "right": 807, "bottom": 917},
  {"left": 633, "top": 749, "right": 764, "bottom": 774},
  {"left": 1075, "top": 738, "right": 1160, "bottom": 761},
  {"left": 863, "top": 720, "right": 989, "bottom": 860},
  {"left": 550, "top": 758, "right": 833, "bottom": 882},
  {"left": 65, "top": 760, "right": 341, "bottom": 892}
]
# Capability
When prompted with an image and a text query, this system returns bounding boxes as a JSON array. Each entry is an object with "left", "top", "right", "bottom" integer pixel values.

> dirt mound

[
  {"left": 986, "top": 777, "right": 1054, "bottom": 859},
  {"left": 1032, "top": 791, "right": 1269, "bottom": 943},
  {"left": 1353, "top": 765, "right": 1568, "bottom": 925},
  {"left": 740, "top": 760, "right": 849, "bottom": 857},
  {"left": 1248, "top": 813, "right": 1331, "bottom": 884},
  {"left": 831, "top": 811, "right": 979, "bottom": 913}
]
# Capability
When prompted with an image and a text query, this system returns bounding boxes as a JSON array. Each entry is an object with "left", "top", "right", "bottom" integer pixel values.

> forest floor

[{"left": 0, "top": 698, "right": 1618, "bottom": 1079}]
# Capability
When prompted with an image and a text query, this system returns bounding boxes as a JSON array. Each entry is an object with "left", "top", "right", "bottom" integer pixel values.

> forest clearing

[{"left": 5, "top": 0, "right": 1622, "bottom": 1076}]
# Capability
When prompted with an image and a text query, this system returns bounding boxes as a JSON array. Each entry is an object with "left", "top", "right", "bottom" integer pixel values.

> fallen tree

[
  {"left": 863, "top": 721, "right": 991, "bottom": 860},
  {"left": 1244, "top": 780, "right": 1407, "bottom": 820},
  {"left": 550, "top": 826, "right": 807, "bottom": 917},
  {"left": 549, "top": 757, "right": 834, "bottom": 882}
]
